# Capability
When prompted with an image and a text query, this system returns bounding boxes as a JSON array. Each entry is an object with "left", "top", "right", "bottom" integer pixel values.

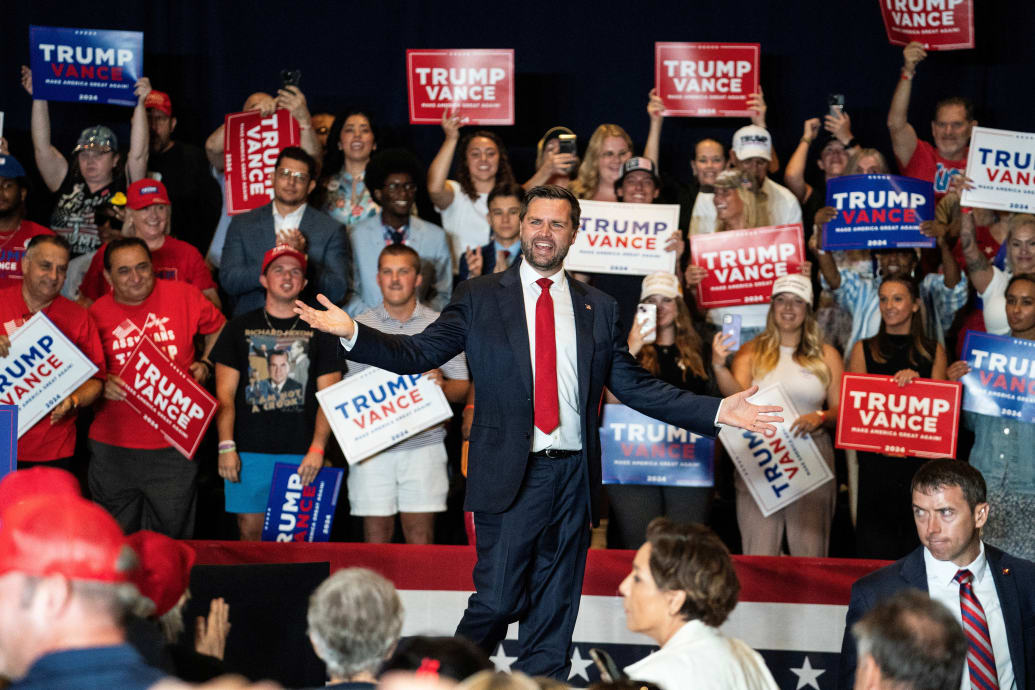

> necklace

[{"left": 263, "top": 309, "right": 300, "bottom": 333}]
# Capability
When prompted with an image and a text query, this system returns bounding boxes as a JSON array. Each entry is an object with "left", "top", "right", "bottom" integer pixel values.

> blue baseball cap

[{"left": 0, "top": 155, "right": 27, "bottom": 180}]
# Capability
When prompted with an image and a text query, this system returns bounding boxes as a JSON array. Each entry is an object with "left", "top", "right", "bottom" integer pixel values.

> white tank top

[{"left": 754, "top": 345, "right": 827, "bottom": 415}]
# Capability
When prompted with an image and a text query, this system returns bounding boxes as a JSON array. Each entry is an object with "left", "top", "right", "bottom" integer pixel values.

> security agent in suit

[
  {"left": 295, "top": 185, "right": 782, "bottom": 679},
  {"left": 838, "top": 459, "right": 1035, "bottom": 690},
  {"left": 220, "top": 146, "right": 349, "bottom": 316}
]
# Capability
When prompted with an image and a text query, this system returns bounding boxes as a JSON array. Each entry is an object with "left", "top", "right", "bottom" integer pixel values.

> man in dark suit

[
  {"left": 295, "top": 185, "right": 781, "bottom": 679},
  {"left": 221, "top": 146, "right": 349, "bottom": 316},
  {"left": 838, "top": 459, "right": 1035, "bottom": 690}
]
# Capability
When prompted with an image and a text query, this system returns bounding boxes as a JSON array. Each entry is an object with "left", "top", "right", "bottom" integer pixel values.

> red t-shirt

[
  {"left": 79, "top": 236, "right": 217, "bottom": 301},
  {"left": 0, "top": 286, "right": 106, "bottom": 461},
  {"left": 952, "top": 223, "right": 1001, "bottom": 270},
  {"left": 0, "top": 221, "right": 55, "bottom": 288},
  {"left": 900, "top": 139, "right": 968, "bottom": 200},
  {"left": 88, "top": 280, "right": 225, "bottom": 449}
]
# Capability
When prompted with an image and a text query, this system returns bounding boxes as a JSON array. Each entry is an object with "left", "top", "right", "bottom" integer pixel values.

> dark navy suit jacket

[
  {"left": 837, "top": 544, "right": 1035, "bottom": 689},
  {"left": 347, "top": 259, "right": 721, "bottom": 519}
]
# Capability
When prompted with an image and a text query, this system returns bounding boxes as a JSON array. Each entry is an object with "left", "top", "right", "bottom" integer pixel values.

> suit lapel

[
  {"left": 567, "top": 274, "right": 594, "bottom": 415},
  {"left": 899, "top": 547, "right": 928, "bottom": 588},
  {"left": 497, "top": 263, "right": 532, "bottom": 398},
  {"left": 986, "top": 545, "right": 1026, "bottom": 684}
]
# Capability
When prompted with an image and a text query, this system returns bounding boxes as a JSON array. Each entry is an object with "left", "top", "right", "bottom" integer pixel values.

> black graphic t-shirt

[
  {"left": 210, "top": 308, "right": 339, "bottom": 454},
  {"left": 49, "top": 169, "right": 126, "bottom": 257}
]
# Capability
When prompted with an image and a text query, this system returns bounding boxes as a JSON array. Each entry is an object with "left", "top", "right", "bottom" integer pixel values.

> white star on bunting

[
  {"left": 489, "top": 642, "right": 517, "bottom": 673},
  {"left": 790, "top": 655, "right": 826, "bottom": 690},
  {"left": 568, "top": 646, "right": 594, "bottom": 682}
]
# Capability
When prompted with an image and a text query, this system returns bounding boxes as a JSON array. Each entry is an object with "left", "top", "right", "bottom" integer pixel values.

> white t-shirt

[
  {"left": 762, "top": 177, "right": 803, "bottom": 226},
  {"left": 437, "top": 179, "right": 489, "bottom": 272},
  {"left": 691, "top": 191, "right": 717, "bottom": 235}
]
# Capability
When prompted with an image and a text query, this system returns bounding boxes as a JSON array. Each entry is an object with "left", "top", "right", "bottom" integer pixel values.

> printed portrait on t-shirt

[
  {"left": 51, "top": 183, "right": 111, "bottom": 257},
  {"left": 243, "top": 332, "right": 312, "bottom": 413}
]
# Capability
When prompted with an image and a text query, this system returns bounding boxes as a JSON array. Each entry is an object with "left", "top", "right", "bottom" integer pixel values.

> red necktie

[
  {"left": 534, "top": 277, "right": 559, "bottom": 434},
  {"left": 954, "top": 569, "right": 999, "bottom": 689}
]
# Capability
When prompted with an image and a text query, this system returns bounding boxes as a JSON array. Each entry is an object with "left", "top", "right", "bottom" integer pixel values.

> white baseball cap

[
  {"left": 771, "top": 273, "right": 813, "bottom": 306},
  {"left": 732, "top": 125, "right": 773, "bottom": 162}
]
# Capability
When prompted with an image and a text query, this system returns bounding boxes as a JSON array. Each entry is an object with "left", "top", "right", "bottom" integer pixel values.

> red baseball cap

[
  {"left": 261, "top": 244, "right": 308, "bottom": 275},
  {"left": 128, "top": 179, "right": 171, "bottom": 210},
  {"left": 0, "top": 467, "right": 81, "bottom": 518},
  {"left": 145, "top": 90, "right": 173, "bottom": 117},
  {"left": 0, "top": 495, "right": 129, "bottom": 583},
  {"left": 126, "top": 530, "right": 195, "bottom": 616}
]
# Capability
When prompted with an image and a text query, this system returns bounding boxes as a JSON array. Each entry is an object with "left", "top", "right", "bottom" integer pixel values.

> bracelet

[
  {"left": 463, "top": 404, "right": 475, "bottom": 411},
  {"left": 218, "top": 440, "right": 236, "bottom": 450},
  {"left": 960, "top": 206, "right": 973, "bottom": 215},
  {"left": 70, "top": 393, "right": 80, "bottom": 409},
  {"left": 800, "top": 137, "right": 813, "bottom": 145},
  {"left": 816, "top": 410, "right": 826, "bottom": 421},
  {"left": 218, "top": 447, "right": 236, "bottom": 455},
  {"left": 308, "top": 445, "right": 325, "bottom": 456},
  {"left": 900, "top": 69, "right": 914, "bottom": 81}
]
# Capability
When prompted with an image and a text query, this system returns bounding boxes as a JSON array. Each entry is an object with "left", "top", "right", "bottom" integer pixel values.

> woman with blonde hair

[
  {"left": 685, "top": 170, "right": 772, "bottom": 342},
  {"left": 713, "top": 273, "right": 843, "bottom": 556},
  {"left": 569, "top": 124, "right": 633, "bottom": 200}
]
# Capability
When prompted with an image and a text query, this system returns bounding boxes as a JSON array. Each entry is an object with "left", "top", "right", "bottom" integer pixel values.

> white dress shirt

[
  {"left": 273, "top": 202, "right": 307, "bottom": 234},
  {"left": 924, "top": 543, "right": 1015, "bottom": 690},
  {"left": 518, "top": 260, "right": 581, "bottom": 452}
]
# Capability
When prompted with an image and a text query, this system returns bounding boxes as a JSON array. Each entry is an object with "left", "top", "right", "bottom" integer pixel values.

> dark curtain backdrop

[{"left": 2, "top": 0, "right": 1029, "bottom": 224}]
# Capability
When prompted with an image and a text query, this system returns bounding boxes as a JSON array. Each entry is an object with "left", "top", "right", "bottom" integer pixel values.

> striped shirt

[{"left": 347, "top": 302, "right": 468, "bottom": 450}]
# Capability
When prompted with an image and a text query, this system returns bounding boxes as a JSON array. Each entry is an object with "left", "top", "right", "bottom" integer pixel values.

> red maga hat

[
  {"left": 126, "top": 530, "right": 196, "bottom": 616},
  {"left": 0, "top": 495, "right": 128, "bottom": 583}
]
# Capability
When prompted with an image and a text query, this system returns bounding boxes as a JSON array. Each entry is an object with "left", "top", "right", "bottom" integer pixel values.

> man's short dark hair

[
  {"left": 934, "top": 96, "right": 975, "bottom": 122},
  {"left": 275, "top": 146, "right": 317, "bottom": 180},
  {"left": 267, "top": 349, "right": 289, "bottom": 364},
  {"left": 487, "top": 182, "right": 525, "bottom": 207},
  {"left": 519, "top": 185, "right": 580, "bottom": 229},
  {"left": 25, "top": 233, "right": 71, "bottom": 259},
  {"left": 103, "top": 237, "right": 151, "bottom": 272},
  {"left": 911, "top": 458, "right": 987, "bottom": 510},
  {"left": 852, "top": 590, "right": 966, "bottom": 690},
  {"left": 364, "top": 148, "right": 424, "bottom": 194},
  {"left": 378, "top": 243, "right": 421, "bottom": 273}
]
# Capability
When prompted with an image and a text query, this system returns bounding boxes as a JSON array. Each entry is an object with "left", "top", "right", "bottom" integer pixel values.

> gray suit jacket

[{"left": 221, "top": 202, "right": 349, "bottom": 316}]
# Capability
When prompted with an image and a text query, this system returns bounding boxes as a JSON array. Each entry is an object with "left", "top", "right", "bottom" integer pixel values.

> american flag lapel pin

[
  {"left": 1003, "top": 568, "right": 1010, "bottom": 575},
  {"left": 585, "top": 304, "right": 592, "bottom": 310}
]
